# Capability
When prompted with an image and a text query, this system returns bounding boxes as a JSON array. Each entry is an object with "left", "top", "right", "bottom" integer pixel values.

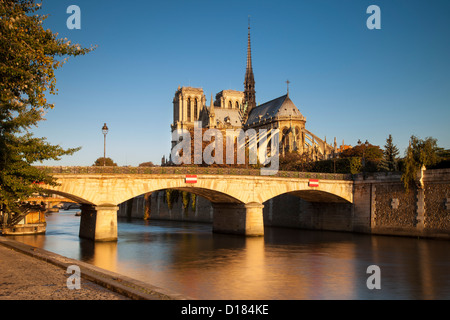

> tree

[
  {"left": 279, "top": 151, "right": 313, "bottom": 172},
  {"left": 0, "top": 0, "right": 95, "bottom": 218},
  {"left": 401, "top": 135, "right": 439, "bottom": 190},
  {"left": 340, "top": 142, "right": 384, "bottom": 161},
  {"left": 382, "top": 134, "right": 400, "bottom": 171},
  {"left": 139, "top": 161, "right": 155, "bottom": 167},
  {"left": 430, "top": 148, "right": 450, "bottom": 169},
  {"left": 340, "top": 141, "right": 384, "bottom": 172},
  {"left": 93, "top": 157, "right": 117, "bottom": 166}
]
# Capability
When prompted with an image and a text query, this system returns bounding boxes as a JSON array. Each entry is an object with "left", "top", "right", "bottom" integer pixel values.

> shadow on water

[{"left": 8, "top": 210, "right": 450, "bottom": 300}]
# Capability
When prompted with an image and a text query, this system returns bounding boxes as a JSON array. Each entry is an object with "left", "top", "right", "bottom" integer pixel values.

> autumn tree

[
  {"left": 0, "top": 0, "right": 95, "bottom": 218},
  {"left": 340, "top": 141, "right": 384, "bottom": 161},
  {"left": 340, "top": 140, "right": 384, "bottom": 172}
]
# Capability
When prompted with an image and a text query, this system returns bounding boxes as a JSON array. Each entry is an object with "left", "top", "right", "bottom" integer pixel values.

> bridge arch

[
  {"left": 44, "top": 174, "right": 256, "bottom": 207},
  {"left": 41, "top": 189, "right": 94, "bottom": 206},
  {"left": 260, "top": 187, "right": 354, "bottom": 234},
  {"left": 120, "top": 186, "right": 244, "bottom": 207},
  {"left": 250, "top": 178, "right": 353, "bottom": 205},
  {"left": 263, "top": 189, "right": 352, "bottom": 204}
]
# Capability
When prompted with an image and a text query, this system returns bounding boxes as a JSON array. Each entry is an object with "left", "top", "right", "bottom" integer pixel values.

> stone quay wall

[{"left": 354, "top": 168, "right": 450, "bottom": 239}]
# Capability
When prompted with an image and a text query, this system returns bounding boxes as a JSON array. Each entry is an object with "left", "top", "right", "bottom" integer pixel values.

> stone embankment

[{"left": 0, "top": 237, "right": 191, "bottom": 300}]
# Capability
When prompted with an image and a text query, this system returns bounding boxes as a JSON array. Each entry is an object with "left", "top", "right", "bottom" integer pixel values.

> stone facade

[
  {"left": 374, "top": 183, "right": 417, "bottom": 228},
  {"left": 424, "top": 184, "right": 450, "bottom": 230},
  {"left": 171, "top": 86, "right": 206, "bottom": 131},
  {"left": 423, "top": 169, "right": 450, "bottom": 232},
  {"left": 354, "top": 169, "right": 450, "bottom": 239}
]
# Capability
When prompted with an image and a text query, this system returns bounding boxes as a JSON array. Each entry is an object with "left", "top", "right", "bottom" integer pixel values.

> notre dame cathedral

[{"left": 170, "top": 23, "right": 338, "bottom": 160}]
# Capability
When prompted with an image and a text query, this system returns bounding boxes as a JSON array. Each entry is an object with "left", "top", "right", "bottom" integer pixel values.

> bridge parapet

[{"left": 36, "top": 166, "right": 353, "bottom": 181}]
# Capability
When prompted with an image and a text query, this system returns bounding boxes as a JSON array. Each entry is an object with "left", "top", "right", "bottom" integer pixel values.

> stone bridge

[{"left": 37, "top": 166, "right": 353, "bottom": 241}]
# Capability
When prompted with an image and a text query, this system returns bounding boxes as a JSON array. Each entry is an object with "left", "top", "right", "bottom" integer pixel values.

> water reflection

[{"left": 9, "top": 210, "right": 450, "bottom": 300}]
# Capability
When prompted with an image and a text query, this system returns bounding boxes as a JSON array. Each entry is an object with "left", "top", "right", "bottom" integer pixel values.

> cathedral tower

[
  {"left": 243, "top": 19, "right": 256, "bottom": 121},
  {"left": 171, "top": 86, "right": 205, "bottom": 131}
]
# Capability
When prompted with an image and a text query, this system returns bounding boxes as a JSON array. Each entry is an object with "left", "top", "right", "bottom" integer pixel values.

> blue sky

[{"left": 34, "top": 0, "right": 450, "bottom": 166}]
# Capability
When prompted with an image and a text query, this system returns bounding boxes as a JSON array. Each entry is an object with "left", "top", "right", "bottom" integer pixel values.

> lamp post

[
  {"left": 102, "top": 123, "right": 108, "bottom": 166},
  {"left": 358, "top": 139, "right": 369, "bottom": 171}
]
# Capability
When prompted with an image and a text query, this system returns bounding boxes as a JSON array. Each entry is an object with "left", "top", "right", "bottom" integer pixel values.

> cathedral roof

[{"left": 245, "top": 94, "right": 305, "bottom": 125}]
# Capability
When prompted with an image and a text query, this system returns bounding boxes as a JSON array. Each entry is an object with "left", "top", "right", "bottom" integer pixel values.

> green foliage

[
  {"left": 0, "top": 0, "right": 95, "bottom": 214},
  {"left": 191, "top": 193, "right": 197, "bottom": 212},
  {"left": 437, "top": 148, "right": 450, "bottom": 159},
  {"left": 340, "top": 143, "right": 384, "bottom": 161},
  {"left": 139, "top": 161, "right": 155, "bottom": 167},
  {"left": 311, "top": 157, "right": 362, "bottom": 174},
  {"left": 337, "top": 142, "right": 384, "bottom": 173},
  {"left": 165, "top": 189, "right": 179, "bottom": 210},
  {"left": 401, "top": 135, "right": 439, "bottom": 190},
  {"left": 165, "top": 189, "right": 172, "bottom": 210},
  {"left": 381, "top": 134, "right": 400, "bottom": 172},
  {"left": 279, "top": 152, "right": 313, "bottom": 172},
  {"left": 428, "top": 148, "right": 450, "bottom": 169},
  {"left": 93, "top": 157, "right": 117, "bottom": 166},
  {"left": 182, "top": 191, "right": 190, "bottom": 214}
]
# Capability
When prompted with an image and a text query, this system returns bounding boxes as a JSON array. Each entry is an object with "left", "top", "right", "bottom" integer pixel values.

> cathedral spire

[
  {"left": 243, "top": 16, "right": 256, "bottom": 122},
  {"left": 246, "top": 17, "right": 253, "bottom": 73},
  {"left": 209, "top": 93, "right": 215, "bottom": 128}
]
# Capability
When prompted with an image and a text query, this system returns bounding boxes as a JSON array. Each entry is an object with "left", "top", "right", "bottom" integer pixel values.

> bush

[
  {"left": 93, "top": 157, "right": 117, "bottom": 166},
  {"left": 311, "top": 157, "right": 362, "bottom": 174},
  {"left": 428, "top": 159, "right": 450, "bottom": 169}
]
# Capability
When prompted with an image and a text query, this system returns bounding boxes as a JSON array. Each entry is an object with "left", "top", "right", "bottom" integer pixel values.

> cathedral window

[
  {"left": 282, "top": 127, "right": 290, "bottom": 153},
  {"left": 194, "top": 99, "right": 198, "bottom": 120},
  {"left": 187, "top": 98, "right": 191, "bottom": 121}
]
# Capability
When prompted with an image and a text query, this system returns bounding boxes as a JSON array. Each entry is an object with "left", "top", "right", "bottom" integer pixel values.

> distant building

[{"left": 170, "top": 22, "right": 338, "bottom": 160}]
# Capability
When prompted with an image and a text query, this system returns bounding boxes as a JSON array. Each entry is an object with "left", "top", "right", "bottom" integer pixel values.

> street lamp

[
  {"left": 361, "top": 140, "right": 369, "bottom": 170},
  {"left": 357, "top": 139, "right": 369, "bottom": 172},
  {"left": 102, "top": 123, "right": 108, "bottom": 166}
]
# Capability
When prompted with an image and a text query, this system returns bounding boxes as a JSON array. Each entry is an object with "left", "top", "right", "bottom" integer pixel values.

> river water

[{"left": 10, "top": 210, "right": 450, "bottom": 300}]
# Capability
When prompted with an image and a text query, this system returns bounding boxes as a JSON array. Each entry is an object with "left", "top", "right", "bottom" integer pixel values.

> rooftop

[{"left": 245, "top": 94, "right": 305, "bottom": 125}]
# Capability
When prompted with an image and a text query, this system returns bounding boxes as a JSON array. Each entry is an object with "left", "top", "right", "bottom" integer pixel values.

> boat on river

[{"left": 1, "top": 208, "right": 47, "bottom": 236}]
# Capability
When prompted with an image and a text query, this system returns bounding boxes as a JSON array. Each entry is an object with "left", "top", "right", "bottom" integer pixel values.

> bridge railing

[{"left": 35, "top": 166, "right": 353, "bottom": 181}]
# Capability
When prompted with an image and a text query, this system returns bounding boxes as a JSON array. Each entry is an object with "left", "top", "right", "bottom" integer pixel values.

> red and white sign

[
  {"left": 308, "top": 179, "right": 319, "bottom": 187},
  {"left": 185, "top": 175, "right": 198, "bottom": 183}
]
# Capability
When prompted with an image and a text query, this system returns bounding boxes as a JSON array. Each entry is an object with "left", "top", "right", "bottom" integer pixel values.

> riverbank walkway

[{"left": 0, "top": 237, "right": 191, "bottom": 300}]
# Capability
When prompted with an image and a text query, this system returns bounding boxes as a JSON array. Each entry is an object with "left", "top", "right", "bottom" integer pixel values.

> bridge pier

[
  {"left": 212, "top": 202, "right": 264, "bottom": 236},
  {"left": 79, "top": 204, "right": 118, "bottom": 241}
]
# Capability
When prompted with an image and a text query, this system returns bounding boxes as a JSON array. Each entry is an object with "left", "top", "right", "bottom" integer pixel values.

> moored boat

[{"left": 1, "top": 209, "right": 46, "bottom": 236}]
